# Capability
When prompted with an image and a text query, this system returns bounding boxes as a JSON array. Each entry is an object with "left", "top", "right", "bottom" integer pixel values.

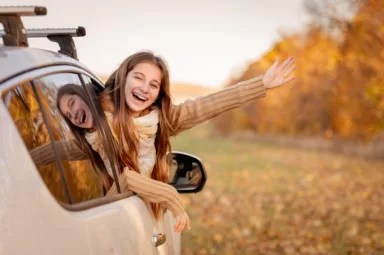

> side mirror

[{"left": 168, "top": 152, "right": 207, "bottom": 193}]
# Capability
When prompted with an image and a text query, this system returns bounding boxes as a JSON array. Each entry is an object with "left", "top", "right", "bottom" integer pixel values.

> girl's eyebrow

[
  {"left": 133, "top": 71, "right": 160, "bottom": 84},
  {"left": 133, "top": 71, "right": 144, "bottom": 76}
]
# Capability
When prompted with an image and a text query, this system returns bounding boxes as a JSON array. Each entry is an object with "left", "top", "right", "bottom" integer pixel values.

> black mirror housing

[{"left": 168, "top": 152, "right": 207, "bottom": 193}]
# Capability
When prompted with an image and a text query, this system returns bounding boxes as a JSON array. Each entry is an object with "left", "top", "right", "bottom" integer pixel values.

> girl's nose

[
  {"left": 141, "top": 82, "right": 150, "bottom": 93},
  {"left": 70, "top": 109, "right": 76, "bottom": 121}
]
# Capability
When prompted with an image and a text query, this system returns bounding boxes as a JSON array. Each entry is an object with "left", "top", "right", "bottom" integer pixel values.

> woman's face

[
  {"left": 59, "top": 94, "right": 94, "bottom": 129},
  {"left": 124, "top": 61, "right": 161, "bottom": 117}
]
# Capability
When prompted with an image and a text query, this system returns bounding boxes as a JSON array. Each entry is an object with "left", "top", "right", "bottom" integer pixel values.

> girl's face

[
  {"left": 59, "top": 94, "right": 94, "bottom": 129},
  {"left": 124, "top": 61, "right": 161, "bottom": 117}
]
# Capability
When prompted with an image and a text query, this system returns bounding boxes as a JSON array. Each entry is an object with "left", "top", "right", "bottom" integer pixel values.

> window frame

[
  {"left": 79, "top": 74, "right": 122, "bottom": 194},
  {"left": 1, "top": 65, "right": 134, "bottom": 211}
]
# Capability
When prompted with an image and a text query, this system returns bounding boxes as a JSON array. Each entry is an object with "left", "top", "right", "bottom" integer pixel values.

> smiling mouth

[
  {"left": 133, "top": 92, "right": 148, "bottom": 102},
  {"left": 79, "top": 111, "right": 86, "bottom": 125}
]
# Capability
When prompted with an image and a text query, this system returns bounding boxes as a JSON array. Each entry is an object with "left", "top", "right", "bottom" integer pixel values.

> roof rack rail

[
  {"left": 0, "top": 26, "right": 86, "bottom": 60},
  {"left": 0, "top": 6, "right": 47, "bottom": 47},
  {"left": 21, "top": 27, "right": 86, "bottom": 38},
  {"left": 0, "top": 6, "right": 86, "bottom": 60}
]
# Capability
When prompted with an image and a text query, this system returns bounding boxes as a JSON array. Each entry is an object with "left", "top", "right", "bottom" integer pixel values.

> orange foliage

[{"left": 213, "top": 0, "right": 384, "bottom": 141}]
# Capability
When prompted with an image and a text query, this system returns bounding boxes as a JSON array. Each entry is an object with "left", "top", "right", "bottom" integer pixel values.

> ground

[{"left": 171, "top": 123, "right": 384, "bottom": 255}]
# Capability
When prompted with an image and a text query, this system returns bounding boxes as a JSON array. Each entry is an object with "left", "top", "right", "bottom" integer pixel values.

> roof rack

[
  {"left": 0, "top": 6, "right": 46, "bottom": 47},
  {"left": 0, "top": 6, "right": 86, "bottom": 60}
]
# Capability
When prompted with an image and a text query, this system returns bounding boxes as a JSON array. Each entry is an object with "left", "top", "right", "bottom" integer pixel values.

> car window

[{"left": 2, "top": 73, "right": 108, "bottom": 204}]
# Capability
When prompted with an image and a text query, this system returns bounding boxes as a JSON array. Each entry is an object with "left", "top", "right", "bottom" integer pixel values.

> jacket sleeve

[
  {"left": 169, "top": 75, "right": 266, "bottom": 136},
  {"left": 106, "top": 169, "right": 186, "bottom": 218},
  {"left": 29, "top": 140, "right": 88, "bottom": 166}
]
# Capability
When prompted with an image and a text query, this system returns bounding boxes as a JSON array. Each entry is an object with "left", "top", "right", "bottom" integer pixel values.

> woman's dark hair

[{"left": 56, "top": 84, "right": 113, "bottom": 191}]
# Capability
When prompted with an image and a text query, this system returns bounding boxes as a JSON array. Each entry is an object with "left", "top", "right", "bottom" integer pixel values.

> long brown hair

[
  {"left": 104, "top": 51, "right": 174, "bottom": 218},
  {"left": 56, "top": 84, "right": 113, "bottom": 191}
]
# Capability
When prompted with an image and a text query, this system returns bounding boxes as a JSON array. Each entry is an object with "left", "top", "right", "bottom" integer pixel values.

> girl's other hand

[
  {"left": 173, "top": 211, "right": 190, "bottom": 233},
  {"left": 263, "top": 57, "right": 296, "bottom": 90}
]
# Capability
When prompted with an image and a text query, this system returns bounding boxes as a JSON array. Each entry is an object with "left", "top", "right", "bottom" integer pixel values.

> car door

[{"left": 0, "top": 66, "right": 179, "bottom": 255}]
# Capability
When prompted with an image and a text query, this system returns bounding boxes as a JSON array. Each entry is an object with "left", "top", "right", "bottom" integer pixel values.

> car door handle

[{"left": 152, "top": 233, "right": 166, "bottom": 247}]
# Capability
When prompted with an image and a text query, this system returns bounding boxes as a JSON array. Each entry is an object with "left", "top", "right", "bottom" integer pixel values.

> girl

[{"left": 97, "top": 50, "right": 295, "bottom": 232}]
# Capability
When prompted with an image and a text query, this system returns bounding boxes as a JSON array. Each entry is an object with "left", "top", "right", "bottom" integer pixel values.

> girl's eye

[
  {"left": 151, "top": 83, "right": 159, "bottom": 89},
  {"left": 70, "top": 99, "right": 75, "bottom": 106},
  {"left": 68, "top": 98, "right": 74, "bottom": 107},
  {"left": 134, "top": 76, "right": 143, "bottom": 80}
]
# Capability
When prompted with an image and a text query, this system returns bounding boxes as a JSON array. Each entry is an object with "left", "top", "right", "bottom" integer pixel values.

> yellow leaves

[
  {"left": 249, "top": 215, "right": 263, "bottom": 230},
  {"left": 346, "top": 223, "right": 359, "bottom": 238},
  {"left": 218, "top": 195, "right": 231, "bottom": 207},
  {"left": 365, "top": 222, "right": 376, "bottom": 231},
  {"left": 304, "top": 173, "right": 315, "bottom": 182},
  {"left": 361, "top": 237, "right": 373, "bottom": 246},
  {"left": 176, "top": 125, "right": 384, "bottom": 254},
  {"left": 212, "top": 233, "right": 223, "bottom": 244}
]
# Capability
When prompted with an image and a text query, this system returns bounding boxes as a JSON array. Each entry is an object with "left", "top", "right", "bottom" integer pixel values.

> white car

[{"left": 0, "top": 6, "right": 206, "bottom": 255}]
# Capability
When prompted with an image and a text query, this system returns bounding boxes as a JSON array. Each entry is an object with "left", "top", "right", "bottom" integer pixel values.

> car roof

[{"left": 0, "top": 45, "right": 90, "bottom": 85}]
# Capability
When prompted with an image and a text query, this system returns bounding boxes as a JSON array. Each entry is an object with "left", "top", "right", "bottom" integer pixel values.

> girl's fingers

[
  {"left": 284, "top": 64, "right": 296, "bottom": 78},
  {"left": 174, "top": 216, "right": 182, "bottom": 232},
  {"left": 186, "top": 216, "right": 191, "bottom": 230},
  {"left": 179, "top": 218, "right": 186, "bottom": 233},
  {"left": 266, "top": 58, "right": 279, "bottom": 76},
  {"left": 270, "top": 58, "right": 279, "bottom": 71},
  {"left": 178, "top": 218, "right": 184, "bottom": 233},
  {"left": 174, "top": 216, "right": 184, "bottom": 233},
  {"left": 264, "top": 57, "right": 296, "bottom": 89},
  {"left": 174, "top": 214, "right": 190, "bottom": 233},
  {"left": 284, "top": 75, "right": 295, "bottom": 84},
  {"left": 278, "top": 57, "right": 295, "bottom": 73}
]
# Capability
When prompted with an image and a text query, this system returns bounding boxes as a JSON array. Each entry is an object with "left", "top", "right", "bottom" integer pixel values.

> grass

[{"left": 171, "top": 122, "right": 384, "bottom": 255}]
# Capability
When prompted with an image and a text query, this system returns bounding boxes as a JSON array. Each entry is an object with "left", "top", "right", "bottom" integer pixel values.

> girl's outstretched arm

[
  {"left": 30, "top": 139, "right": 87, "bottom": 165},
  {"left": 169, "top": 75, "right": 265, "bottom": 135},
  {"left": 107, "top": 168, "right": 190, "bottom": 233},
  {"left": 169, "top": 57, "right": 295, "bottom": 136}
]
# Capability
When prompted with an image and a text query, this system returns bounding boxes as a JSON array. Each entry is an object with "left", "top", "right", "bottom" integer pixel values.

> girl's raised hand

[{"left": 263, "top": 57, "right": 296, "bottom": 90}]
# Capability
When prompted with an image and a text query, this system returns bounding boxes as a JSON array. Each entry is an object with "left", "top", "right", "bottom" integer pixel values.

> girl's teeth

[
  {"left": 81, "top": 112, "right": 86, "bottom": 124},
  {"left": 134, "top": 93, "right": 146, "bottom": 101}
]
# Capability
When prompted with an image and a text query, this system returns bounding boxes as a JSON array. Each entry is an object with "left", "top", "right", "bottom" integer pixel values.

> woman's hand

[
  {"left": 263, "top": 57, "right": 296, "bottom": 90},
  {"left": 172, "top": 210, "right": 190, "bottom": 233},
  {"left": 112, "top": 168, "right": 191, "bottom": 233},
  {"left": 163, "top": 188, "right": 191, "bottom": 233}
]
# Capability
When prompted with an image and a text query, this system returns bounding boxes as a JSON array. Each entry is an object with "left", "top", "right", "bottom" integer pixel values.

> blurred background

[
  {"left": 8, "top": 0, "right": 384, "bottom": 254},
  {"left": 9, "top": 0, "right": 308, "bottom": 87}
]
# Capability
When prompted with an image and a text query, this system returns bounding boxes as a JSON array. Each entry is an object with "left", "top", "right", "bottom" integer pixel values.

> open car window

[{"left": 2, "top": 72, "right": 122, "bottom": 205}]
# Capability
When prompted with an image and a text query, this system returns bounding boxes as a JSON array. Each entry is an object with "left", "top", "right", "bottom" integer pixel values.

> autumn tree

[{"left": 213, "top": 0, "right": 384, "bottom": 142}]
